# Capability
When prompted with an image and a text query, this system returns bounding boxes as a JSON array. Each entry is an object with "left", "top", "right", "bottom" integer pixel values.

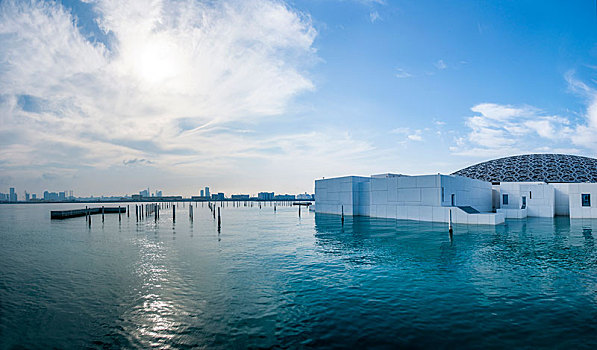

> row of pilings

[{"left": 82, "top": 201, "right": 308, "bottom": 232}]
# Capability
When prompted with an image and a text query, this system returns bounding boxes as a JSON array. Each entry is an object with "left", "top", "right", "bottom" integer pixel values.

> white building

[{"left": 315, "top": 154, "right": 597, "bottom": 225}]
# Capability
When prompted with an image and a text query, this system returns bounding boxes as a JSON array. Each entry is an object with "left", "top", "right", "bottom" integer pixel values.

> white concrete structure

[
  {"left": 315, "top": 174, "right": 597, "bottom": 225},
  {"left": 492, "top": 182, "right": 597, "bottom": 219},
  {"left": 315, "top": 174, "right": 505, "bottom": 225}
]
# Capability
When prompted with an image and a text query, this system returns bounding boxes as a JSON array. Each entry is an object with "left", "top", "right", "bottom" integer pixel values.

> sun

[{"left": 134, "top": 38, "right": 183, "bottom": 84}]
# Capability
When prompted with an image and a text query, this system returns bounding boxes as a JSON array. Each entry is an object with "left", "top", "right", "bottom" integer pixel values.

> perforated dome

[{"left": 451, "top": 154, "right": 597, "bottom": 183}]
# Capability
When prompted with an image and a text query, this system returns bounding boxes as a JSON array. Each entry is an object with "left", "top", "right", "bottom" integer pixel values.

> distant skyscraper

[
  {"left": 32, "top": 194, "right": 37, "bottom": 200},
  {"left": 258, "top": 192, "right": 274, "bottom": 200},
  {"left": 200, "top": 189, "right": 204, "bottom": 197},
  {"left": 156, "top": 190, "right": 162, "bottom": 197},
  {"left": 139, "top": 189, "right": 149, "bottom": 197},
  {"left": 25, "top": 192, "right": 30, "bottom": 201},
  {"left": 9, "top": 187, "right": 16, "bottom": 202},
  {"left": 205, "top": 187, "right": 210, "bottom": 198},
  {"left": 59, "top": 192, "right": 66, "bottom": 201}
]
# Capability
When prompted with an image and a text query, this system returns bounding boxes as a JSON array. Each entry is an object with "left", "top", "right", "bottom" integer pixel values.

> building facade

[{"left": 315, "top": 154, "right": 597, "bottom": 225}]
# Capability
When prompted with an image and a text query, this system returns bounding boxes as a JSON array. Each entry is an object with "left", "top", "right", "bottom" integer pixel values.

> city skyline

[
  {"left": 0, "top": 185, "right": 312, "bottom": 202},
  {"left": 2, "top": 0, "right": 597, "bottom": 196}
]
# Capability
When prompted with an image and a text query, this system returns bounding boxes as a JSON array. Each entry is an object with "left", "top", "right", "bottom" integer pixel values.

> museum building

[{"left": 314, "top": 154, "right": 597, "bottom": 225}]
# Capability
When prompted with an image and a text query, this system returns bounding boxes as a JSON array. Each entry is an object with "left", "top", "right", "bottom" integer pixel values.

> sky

[{"left": 1, "top": 0, "right": 597, "bottom": 197}]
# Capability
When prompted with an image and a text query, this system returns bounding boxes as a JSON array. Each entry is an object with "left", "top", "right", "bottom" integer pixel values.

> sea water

[{"left": 1, "top": 203, "right": 597, "bottom": 348}]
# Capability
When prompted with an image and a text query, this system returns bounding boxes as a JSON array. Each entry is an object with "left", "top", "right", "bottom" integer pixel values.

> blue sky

[{"left": 1, "top": 0, "right": 597, "bottom": 196}]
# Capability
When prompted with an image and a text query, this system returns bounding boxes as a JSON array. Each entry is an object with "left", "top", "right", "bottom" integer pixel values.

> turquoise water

[{"left": 1, "top": 203, "right": 597, "bottom": 349}]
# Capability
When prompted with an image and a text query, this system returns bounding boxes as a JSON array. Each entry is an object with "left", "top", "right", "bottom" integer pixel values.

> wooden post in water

[
  {"left": 449, "top": 210, "right": 453, "bottom": 237},
  {"left": 217, "top": 207, "right": 221, "bottom": 230},
  {"left": 88, "top": 210, "right": 91, "bottom": 227},
  {"left": 173, "top": 204, "right": 176, "bottom": 223},
  {"left": 189, "top": 204, "right": 193, "bottom": 222},
  {"left": 155, "top": 204, "right": 157, "bottom": 222},
  {"left": 127, "top": 205, "right": 129, "bottom": 217},
  {"left": 299, "top": 205, "right": 301, "bottom": 217},
  {"left": 341, "top": 205, "right": 344, "bottom": 225},
  {"left": 118, "top": 206, "right": 121, "bottom": 221},
  {"left": 102, "top": 206, "right": 105, "bottom": 222}
]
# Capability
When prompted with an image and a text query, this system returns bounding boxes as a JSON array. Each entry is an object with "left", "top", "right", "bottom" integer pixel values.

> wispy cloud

[
  {"left": 451, "top": 103, "right": 576, "bottom": 157},
  {"left": 391, "top": 127, "right": 424, "bottom": 142},
  {"left": 434, "top": 59, "right": 447, "bottom": 70},
  {"left": 0, "top": 0, "right": 322, "bottom": 193},
  {"left": 369, "top": 11, "right": 380, "bottom": 23},
  {"left": 395, "top": 68, "right": 412, "bottom": 78}
]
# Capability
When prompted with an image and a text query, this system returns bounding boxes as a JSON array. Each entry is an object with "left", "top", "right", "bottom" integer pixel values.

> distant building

[
  {"left": 139, "top": 189, "right": 149, "bottom": 197},
  {"left": 43, "top": 191, "right": 59, "bottom": 201},
  {"left": 9, "top": 187, "right": 16, "bottom": 202},
  {"left": 200, "top": 189, "right": 204, "bottom": 197},
  {"left": 25, "top": 192, "right": 30, "bottom": 201},
  {"left": 156, "top": 190, "right": 162, "bottom": 197},
  {"left": 59, "top": 192, "right": 66, "bottom": 201},
  {"left": 211, "top": 192, "right": 225, "bottom": 200},
  {"left": 296, "top": 193, "right": 313, "bottom": 200},
  {"left": 258, "top": 192, "right": 274, "bottom": 200},
  {"left": 32, "top": 194, "right": 37, "bottom": 200},
  {"left": 0, "top": 192, "right": 7, "bottom": 201},
  {"left": 274, "top": 194, "right": 295, "bottom": 200},
  {"left": 205, "top": 187, "right": 210, "bottom": 198},
  {"left": 231, "top": 194, "right": 250, "bottom": 200}
]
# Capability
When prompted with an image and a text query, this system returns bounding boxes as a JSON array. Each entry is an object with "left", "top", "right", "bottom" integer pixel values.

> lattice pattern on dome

[{"left": 451, "top": 154, "right": 597, "bottom": 183}]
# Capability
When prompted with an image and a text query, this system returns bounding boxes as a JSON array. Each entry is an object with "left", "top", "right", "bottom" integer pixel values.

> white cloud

[
  {"left": 369, "top": 11, "right": 380, "bottom": 23},
  {"left": 452, "top": 103, "right": 574, "bottom": 157},
  {"left": 434, "top": 59, "right": 447, "bottom": 70},
  {"left": 0, "top": 0, "right": 322, "bottom": 193},
  {"left": 391, "top": 127, "right": 423, "bottom": 142},
  {"left": 395, "top": 67, "right": 412, "bottom": 78}
]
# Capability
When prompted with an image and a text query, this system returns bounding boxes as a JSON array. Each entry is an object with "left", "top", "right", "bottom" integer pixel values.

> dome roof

[{"left": 451, "top": 154, "right": 597, "bottom": 183}]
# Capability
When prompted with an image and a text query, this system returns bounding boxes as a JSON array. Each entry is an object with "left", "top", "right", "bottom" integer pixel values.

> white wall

[
  {"left": 568, "top": 183, "right": 597, "bottom": 219},
  {"left": 440, "top": 175, "right": 493, "bottom": 212},
  {"left": 316, "top": 173, "right": 502, "bottom": 225},
  {"left": 494, "top": 182, "right": 555, "bottom": 217},
  {"left": 551, "top": 183, "right": 570, "bottom": 216},
  {"left": 314, "top": 176, "right": 370, "bottom": 215}
]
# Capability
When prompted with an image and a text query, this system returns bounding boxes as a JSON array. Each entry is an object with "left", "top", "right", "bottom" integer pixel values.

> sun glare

[{"left": 135, "top": 39, "right": 183, "bottom": 84}]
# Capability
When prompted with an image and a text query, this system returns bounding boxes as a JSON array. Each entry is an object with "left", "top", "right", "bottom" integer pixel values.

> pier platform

[{"left": 51, "top": 207, "right": 126, "bottom": 219}]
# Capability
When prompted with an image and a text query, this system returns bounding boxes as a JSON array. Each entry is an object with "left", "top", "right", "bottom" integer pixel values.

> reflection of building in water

[{"left": 315, "top": 154, "right": 597, "bottom": 225}]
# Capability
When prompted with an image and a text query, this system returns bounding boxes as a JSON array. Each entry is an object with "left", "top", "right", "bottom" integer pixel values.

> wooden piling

[
  {"left": 217, "top": 207, "right": 221, "bottom": 230},
  {"left": 102, "top": 206, "right": 105, "bottom": 222},
  {"left": 173, "top": 204, "right": 176, "bottom": 222},
  {"left": 449, "top": 210, "right": 453, "bottom": 236},
  {"left": 118, "top": 206, "right": 121, "bottom": 221},
  {"left": 341, "top": 205, "right": 344, "bottom": 225},
  {"left": 127, "top": 205, "right": 129, "bottom": 217}
]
